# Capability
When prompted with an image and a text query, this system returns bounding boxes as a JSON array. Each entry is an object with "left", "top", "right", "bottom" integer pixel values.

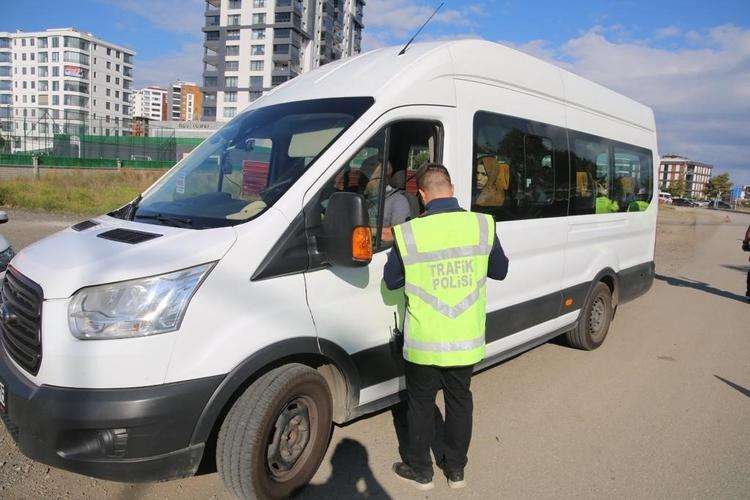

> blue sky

[{"left": 3, "top": 0, "right": 750, "bottom": 185}]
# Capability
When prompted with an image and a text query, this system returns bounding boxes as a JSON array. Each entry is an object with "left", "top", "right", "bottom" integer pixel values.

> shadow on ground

[
  {"left": 714, "top": 375, "right": 750, "bottom": 399},
  {"left": 720, "top": 264, "right": 749, "bottom": 273},
  {"left": 294, "top": 438, "right": 391, "bottom": 499},
  {"left": 655, "top": 274, "right": 748, "bottom": 304}
]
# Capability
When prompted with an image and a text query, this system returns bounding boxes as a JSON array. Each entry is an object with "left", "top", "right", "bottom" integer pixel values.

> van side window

[
  {"left": 614, "top": 145, "right": 653, "bottom": 212},
  {"left": 472, "top": 111, "right": 568, "bottom": 220},
  {"left": 572, "top": 135, "right": 613, "bottom": 214},
  {"left": 313, "top": 120, "right": 442, "bottom": 252}
]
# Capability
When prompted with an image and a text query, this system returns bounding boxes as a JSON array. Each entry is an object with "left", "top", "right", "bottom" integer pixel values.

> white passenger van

[{"left": 0, "top": 40, "right": 657, "bottom": 499}]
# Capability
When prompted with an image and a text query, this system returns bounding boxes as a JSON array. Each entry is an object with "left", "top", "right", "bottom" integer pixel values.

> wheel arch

[{"left": 190, "top": 337, "right": 361, "bottom": 446}]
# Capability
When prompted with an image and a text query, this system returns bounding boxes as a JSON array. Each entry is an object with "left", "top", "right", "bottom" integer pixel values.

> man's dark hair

[{"left": 416, "top": 163, "right": 452, "bottom": 192}]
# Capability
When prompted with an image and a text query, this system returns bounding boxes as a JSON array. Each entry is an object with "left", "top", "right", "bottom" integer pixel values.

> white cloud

[
  {"left": 654, "top": 26, "right": 681, "bottom": 39},
  {"left": 134, "top": 42, "right": 203, "bottom": 88},
  {"left": 362, "top": 0, "right": 476, "bottom": 49},
  {"left": 506, "top": 24, "right": 750, "bottom": 185},
  {"left": 98, "top": 0, "right": 204, "bottom": 35}
]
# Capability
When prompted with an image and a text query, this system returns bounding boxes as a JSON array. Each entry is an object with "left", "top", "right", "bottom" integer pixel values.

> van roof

[{"left": 254, "top": 39, "right": 655, "bottom": 132}]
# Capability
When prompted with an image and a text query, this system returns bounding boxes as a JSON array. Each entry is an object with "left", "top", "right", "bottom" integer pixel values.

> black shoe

[
  {"left": 392, "top": 462, "right": 434, "bottom": 491},
  {"left": 446, "top": 470, "right": 466, "bottom": 489}
]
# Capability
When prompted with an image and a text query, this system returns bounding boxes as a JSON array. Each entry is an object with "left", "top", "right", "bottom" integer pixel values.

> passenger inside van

[
  {"left": 360, "top": 157, "right": 411, "bottom": 240},
  {"left": 473, "top": 156, "right": 509, "bottom": 207}
]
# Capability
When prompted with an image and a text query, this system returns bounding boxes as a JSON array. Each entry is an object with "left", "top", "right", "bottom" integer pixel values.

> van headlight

[{"left": 68, "top": 263, "right": 214, "bottom": 340}]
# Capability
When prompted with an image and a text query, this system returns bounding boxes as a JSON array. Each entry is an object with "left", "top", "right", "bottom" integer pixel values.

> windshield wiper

[{"left": 134, "top": 213, "right": 194, "bottom": 228}]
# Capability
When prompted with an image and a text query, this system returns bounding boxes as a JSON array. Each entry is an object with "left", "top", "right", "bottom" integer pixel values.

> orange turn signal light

[
  {"left": 564, "top": 298, "right": 574, "bottom": 307},
  {"left": 352, "top": 226, "right": 373, "bottom": 262}
]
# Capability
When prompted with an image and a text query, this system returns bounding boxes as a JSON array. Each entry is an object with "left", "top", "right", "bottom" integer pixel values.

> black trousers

[{"left": 404, "top": 360, "right": 474, "bottom": 478}]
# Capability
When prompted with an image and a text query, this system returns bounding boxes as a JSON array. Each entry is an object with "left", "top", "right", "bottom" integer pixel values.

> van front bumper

[{"left": 0, "top": 347, "right": 223, "bottom": 482}]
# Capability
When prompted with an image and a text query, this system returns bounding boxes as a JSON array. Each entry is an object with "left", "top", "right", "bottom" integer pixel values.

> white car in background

[{"left": 658, "top": 192, "right": 673, "bottom": 204}]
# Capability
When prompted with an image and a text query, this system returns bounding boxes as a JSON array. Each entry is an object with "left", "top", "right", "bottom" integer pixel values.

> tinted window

[
  {"left": 571, "top": 134, "right": 612, "bottom": 214},
  {"left": 472, "top": 111, "right": 568, "bottom": 220},
  {"left": 614, "top": 145, "right": 653, "bottom": 212}
]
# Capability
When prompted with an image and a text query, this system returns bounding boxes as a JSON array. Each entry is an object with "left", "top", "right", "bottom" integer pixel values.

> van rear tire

[
  {"left": 216, "top": 363, "right": 333, "bottom": 500},
  {"left": 566, "top": 282, "right": 613, "bottom": 350}
]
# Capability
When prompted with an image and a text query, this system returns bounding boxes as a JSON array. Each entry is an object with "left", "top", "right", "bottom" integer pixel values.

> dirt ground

[{"left": 1, "top": 205, "right": 747, "bottom": 500}]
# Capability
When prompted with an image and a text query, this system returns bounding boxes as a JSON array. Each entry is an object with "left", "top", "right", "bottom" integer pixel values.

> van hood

[{"left": 10, "top": 215, "right": 237, "bottom": 299}]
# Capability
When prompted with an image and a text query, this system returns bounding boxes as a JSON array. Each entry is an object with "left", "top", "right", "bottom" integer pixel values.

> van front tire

[
  {"left": 566, "top": 282, "right": 613, "bottom": 350},
  {"left": 216, "top": 363, "right": 333, "bottom": 499}
]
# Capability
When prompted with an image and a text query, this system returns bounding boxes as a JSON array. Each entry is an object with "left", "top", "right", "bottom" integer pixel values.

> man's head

[
  {"left": 360, "top": 157, "right": 392, "bottom": 196},
  {"left": 416, "top": 163, "right": 454, "bottom": 205}
]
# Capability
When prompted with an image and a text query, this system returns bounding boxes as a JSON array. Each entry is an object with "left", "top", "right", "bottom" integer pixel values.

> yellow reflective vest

[{"left": 392, "top": 211, "right": 494, "bottom": 367}]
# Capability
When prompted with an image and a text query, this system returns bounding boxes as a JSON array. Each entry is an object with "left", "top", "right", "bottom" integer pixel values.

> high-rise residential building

[
  {"left": 130, "top": 86, "right": 168, "bottom": 121},
  {"left": 169, "top": 81, "right": 203, "bottom": 121},
  {"left": 0, "top": 28, "right": 135, "bottom": 150},
  {"left": 659, "top": 155, "right": 713, "bottom": 199},
  {"left": 201, "top": 0, "right": 365, "bottom": 121}
]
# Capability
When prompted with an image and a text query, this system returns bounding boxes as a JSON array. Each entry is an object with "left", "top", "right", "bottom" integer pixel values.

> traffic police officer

[{"left": 384, "top": 164, "right": 509, "bottom": 490}]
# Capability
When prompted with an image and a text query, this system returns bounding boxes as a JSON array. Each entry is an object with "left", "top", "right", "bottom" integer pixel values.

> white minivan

[{"left": 0, "top": 40, "right": 657, "bottom": 499}]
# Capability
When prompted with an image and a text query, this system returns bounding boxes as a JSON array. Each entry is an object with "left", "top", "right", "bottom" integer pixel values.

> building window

[
  {"left": 249, "top": 91, "right": 263, "bottom": 101},
  {"left": 275, "top": 12, "right": 291, "bottom": 23},
  {"left": 52, "top": 66, "right": 60, "bottom": 76},
  {"left": 226, "top": 45, "right": 240, "bottom": 56},
  {"left": 224, "top": 91, "right": 237, "bottom": 102},
  {"left": 226, "top": 30, "right": 240, "bottom": 41},
  {"left": 229, "top": 0, "right": 242, "bottom": 8},
  {"left": 249, "top": 76, "right": 263, "bottom": 88},
  {"left": 37, "top": 37, "right": 48, "bottom": 48},
  {"left": 275, "top": 28, "right": 291, "bottom": 39},
  {"left": 224, "top": 76, "right": 238, "bottom": 88},
  {"left": 250, "top": 60, "right": 264, "bottom": 71},
  {"left": 252, "top": 29, "right": 266, "bottom": 40},
  {"left": 251, "top": 45, "right": 265, "bottom": 56},
  {"left": 225, "top": 61, "right": 239, "bottom": 71},
  {"left": 252, "top": 13, "right": 266, "bottom": 24},
  {"left": 38, "top": 66, "right": 48, "bottom": 77},
  {"left": 223, "top": 107, "right": 237, "bottom": 119},
  {"left": 107, "top": 61, "right": 111, "bottom": 69},
  {"left": 52, "top": 52, "right": 59, "bottom": 62},
  {"left": 228, "top": 14, "right": 241, "bottom": 26},
  {"left": 39, "top": 52, "right": 48, "bottom": 63},
  {"left": 206, "top": 31, "right": 220, "bottom": 42},
  {"left": 253, "top": 0, "right": 264, "bottom": 6},
  {"left": 204, "top": 76, "right": 218, "bottom": 87}
]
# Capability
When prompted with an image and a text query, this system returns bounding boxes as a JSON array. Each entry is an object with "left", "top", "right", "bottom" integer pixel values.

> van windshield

[{"left": 131, "top": 97, "right": 374, "bottom": 229}]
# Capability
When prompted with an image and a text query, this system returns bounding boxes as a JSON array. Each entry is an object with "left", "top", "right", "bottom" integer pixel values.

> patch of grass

[{"left": 0, "top": 169, "right": 166, "bottom": 215}]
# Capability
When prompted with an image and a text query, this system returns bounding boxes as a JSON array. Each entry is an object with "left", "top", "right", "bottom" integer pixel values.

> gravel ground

[{"left": 0, "top": 205, "right": 745, "bottom": 500}]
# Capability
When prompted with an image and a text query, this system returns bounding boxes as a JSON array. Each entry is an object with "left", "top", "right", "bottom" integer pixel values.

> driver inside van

[{"left": 360, "top": 156, "right": 411, "bottom": 241}]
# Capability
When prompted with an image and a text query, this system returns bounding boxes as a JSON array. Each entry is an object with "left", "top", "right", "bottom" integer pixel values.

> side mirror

[
  {"left": 0, "top": 211, "right": 7, "bottom": 224},
  {"left": 322, "top": 192, "right": 372, "bottom": 267}
]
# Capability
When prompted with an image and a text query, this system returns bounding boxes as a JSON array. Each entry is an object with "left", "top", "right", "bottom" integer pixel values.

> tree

[
  {"left": 704, "top": 172, "right": 733, "bottom": 200},
  {"left": 667, "top": 177, "right": 686, "bottom": 198}
]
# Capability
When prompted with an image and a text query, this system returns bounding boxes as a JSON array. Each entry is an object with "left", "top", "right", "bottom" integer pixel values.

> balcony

[{"left": 205, "top": 0, "right": 220, "bottom": 14}]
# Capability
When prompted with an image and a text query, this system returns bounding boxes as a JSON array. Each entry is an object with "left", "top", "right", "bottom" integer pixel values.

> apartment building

[
  {"left": 169, "top": 81, "right": 203, "bottom": 121},
  {"left": 659, "top": 154, "right": 713, "bottom": 199},
  {"left": 202, "top": 0, "right": 365, "bottom": 121},
  {"left": 130, "top": 86, "right": 168, "bottom": 121},
  {"left": 0, "top": 28, "right": 135, "bottom": 151}
]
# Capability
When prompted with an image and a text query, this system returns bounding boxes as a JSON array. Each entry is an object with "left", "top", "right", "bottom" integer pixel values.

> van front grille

[{"left": 0, "top": 268, "right": 43, "bottom": 375}]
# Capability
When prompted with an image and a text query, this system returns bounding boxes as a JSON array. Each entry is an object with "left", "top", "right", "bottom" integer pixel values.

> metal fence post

[{"left": 32, "top": 154, "right": 40, "bottom": 180}]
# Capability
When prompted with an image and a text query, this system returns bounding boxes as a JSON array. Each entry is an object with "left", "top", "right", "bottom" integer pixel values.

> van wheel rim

[
  {"left": 267, "top": 396, "right": 313, "bottom": 480},
  {"left": 589, "top": 296, "right": 606, "bottom": 337}
]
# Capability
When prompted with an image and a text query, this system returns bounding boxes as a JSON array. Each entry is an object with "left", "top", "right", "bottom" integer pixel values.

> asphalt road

[{"left": 0, "top": 207, "right": 748, "bottom": 499}]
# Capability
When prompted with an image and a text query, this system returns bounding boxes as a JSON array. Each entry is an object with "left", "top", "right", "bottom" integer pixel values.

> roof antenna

[{"left": 398, "top": 1, "right": 444, "bottom": 56}]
